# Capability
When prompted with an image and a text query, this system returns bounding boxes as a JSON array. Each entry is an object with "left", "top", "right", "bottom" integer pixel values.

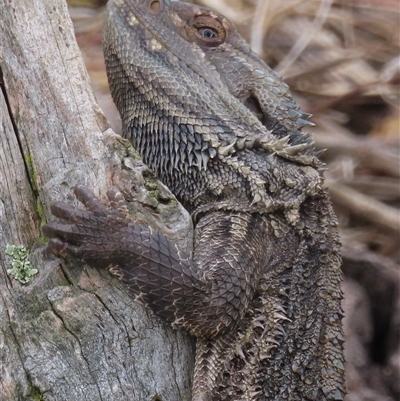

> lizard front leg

[{"left": 42, "top": 185, "right": 267, "bottom": 336}]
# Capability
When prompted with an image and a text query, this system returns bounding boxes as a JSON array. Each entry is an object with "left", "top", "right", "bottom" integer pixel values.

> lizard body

[{"left": 43, "top": 0, "right": 345, "bottom": 400}]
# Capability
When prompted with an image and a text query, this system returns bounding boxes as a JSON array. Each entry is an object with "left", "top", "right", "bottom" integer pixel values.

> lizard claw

[
  {"left": 73, "top": 185, "right": 109, "bottom": 215},
  {"left": 47, "top": 237, "right": 68, "bottom": 258},
  {"left": 107, "top": 187, "right": 129, "bottom": 215},
  {"left": 42, "top": 185, "right": 132, "bottom": 267}
]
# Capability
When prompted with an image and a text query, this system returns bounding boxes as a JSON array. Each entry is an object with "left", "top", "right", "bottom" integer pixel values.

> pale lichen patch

[{"left": 5, "top": 244, "right": 38, "bottom": 284}]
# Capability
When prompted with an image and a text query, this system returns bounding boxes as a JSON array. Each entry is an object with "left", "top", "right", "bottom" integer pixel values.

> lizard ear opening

[
  {"left": 185, "top": 15, "right": 226, "bottom": 47},
  {"left": 243, "top": 95, "right": 263, "bottom": 122}
]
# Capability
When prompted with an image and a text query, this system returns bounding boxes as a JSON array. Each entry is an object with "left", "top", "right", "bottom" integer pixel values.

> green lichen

[
  {"left": 5, "top": 244, "right": 38, "bottom": 284},
  {"left": 24, "top": 150, "right": 47, "bottom": 230},
  {"left": 115, "top": 137, "right": 142, "bottom": 161},
  {"left": 24, "top": 151, "right": 39, "bottom": 192},
  {"left": 36, "top": 197, "right": 46, "bottom": 225},
  {"left": 116, "top": 137, "right": 132, "bottom": 149},
  {"left": 29, "top": 385, "right": 44, "bottom": 401},
  {"left": 36, "top": 198, "right": 48, "bottom": 242}
]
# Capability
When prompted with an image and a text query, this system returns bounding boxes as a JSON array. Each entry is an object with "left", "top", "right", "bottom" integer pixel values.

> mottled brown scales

[{"left": 43, "top": 0, "right": 345, "bottom": 400}]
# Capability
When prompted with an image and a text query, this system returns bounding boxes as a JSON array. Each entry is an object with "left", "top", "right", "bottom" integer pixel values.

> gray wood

[{"left": 0, "top": 0, "right": 195, "bottom": 400}]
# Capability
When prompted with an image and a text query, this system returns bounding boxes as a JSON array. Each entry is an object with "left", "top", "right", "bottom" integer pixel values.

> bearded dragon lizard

[{"left": 43, "top": 0, "right": 345, "bottom": 399}]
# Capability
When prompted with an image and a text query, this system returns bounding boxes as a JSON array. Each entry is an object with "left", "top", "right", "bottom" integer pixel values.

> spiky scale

[
  {"left": 284, "top": 143, "right": 308, "bottom": 155},
  {"left": 218, "top": 141, "right": 237, "bottom": 155},
  {"left": 297, "top": 118, "right": 316, "bottom": 128},
  {"left": 272, "top": 135, "right": 291, "bottom": 150},
  {"left": 314, "top": 149, "right": 327, "bottom": 158}
]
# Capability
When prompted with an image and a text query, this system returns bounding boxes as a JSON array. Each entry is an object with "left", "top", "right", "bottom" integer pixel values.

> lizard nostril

[{"left": 150, "top": 0, "right": 160, "bottom": 11}]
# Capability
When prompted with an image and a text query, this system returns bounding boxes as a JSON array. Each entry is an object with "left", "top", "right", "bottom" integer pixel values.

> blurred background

[{"left": 67, "top": 0, "right": 399, "bottom": 399}]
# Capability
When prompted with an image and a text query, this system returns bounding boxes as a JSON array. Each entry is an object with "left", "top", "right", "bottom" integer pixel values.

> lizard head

[
  {"left": 103, "top": 0, "right": 323, "bottom": 217},
  {"left": 167, "top": 1, "right": 315, "bottom": 135},
  {"left": 104, "top": 0, "right": 313, "bottom": 134}
]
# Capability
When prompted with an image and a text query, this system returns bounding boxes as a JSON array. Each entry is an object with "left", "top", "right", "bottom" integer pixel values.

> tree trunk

[{"left": 0, "top": 1, "right": 195, "bottom": 400}]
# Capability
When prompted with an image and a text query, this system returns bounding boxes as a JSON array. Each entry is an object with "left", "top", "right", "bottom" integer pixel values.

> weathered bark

[{"left": 0, "top": 1, "right": 195, "bottom": 400}]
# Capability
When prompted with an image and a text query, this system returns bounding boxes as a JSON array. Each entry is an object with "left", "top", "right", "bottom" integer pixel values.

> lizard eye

[
  {"left": 186, "top": 15, "right": 226, "bottom": 47},
  {"left": 198, "top": 27, "right": 218, "bottom": 39}
]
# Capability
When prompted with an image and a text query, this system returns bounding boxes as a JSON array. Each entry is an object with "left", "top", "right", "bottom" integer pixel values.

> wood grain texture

[{"left": 0, "top": 1, "right": 194, "bottom": 400}]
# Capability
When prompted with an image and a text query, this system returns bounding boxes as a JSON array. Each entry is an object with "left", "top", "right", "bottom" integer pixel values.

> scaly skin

[{"left": 43, "top": 1, "right": 345, "bottom": 400}]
